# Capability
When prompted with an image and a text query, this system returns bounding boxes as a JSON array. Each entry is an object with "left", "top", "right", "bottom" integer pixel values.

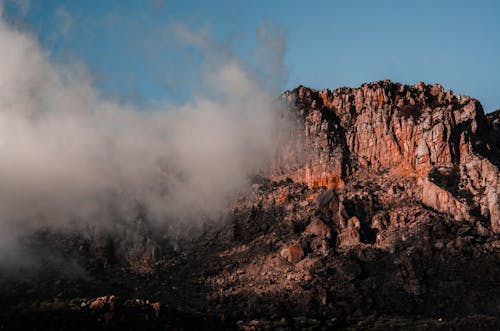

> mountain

[
  {"left": 273, "top": 80, "right": 499, "bottom": 229},
  {"left": 1, "top": 81, "right": 499, "bottom": 330}
]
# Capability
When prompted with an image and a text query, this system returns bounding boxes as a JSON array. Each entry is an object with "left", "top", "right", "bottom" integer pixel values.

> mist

[{"left": 0, "top": 10, "right": 288, "bottom": 263}]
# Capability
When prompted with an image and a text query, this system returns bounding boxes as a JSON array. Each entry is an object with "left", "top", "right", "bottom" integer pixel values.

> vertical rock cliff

[{"left": 272, "top": 80, "right": 499, "bottom": 231}]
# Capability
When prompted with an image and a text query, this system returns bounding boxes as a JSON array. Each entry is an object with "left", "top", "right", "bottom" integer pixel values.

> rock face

[
  {"left": 421, "top": 178, "right": 470, "bottom": 221},
  {"left": 273, "top": 80, "right": 500, "bottom": 232}
]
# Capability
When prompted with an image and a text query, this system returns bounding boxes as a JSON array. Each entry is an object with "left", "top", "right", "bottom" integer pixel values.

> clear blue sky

[{"left": 3, "top": 0, "right": 500, "bottom": 112}]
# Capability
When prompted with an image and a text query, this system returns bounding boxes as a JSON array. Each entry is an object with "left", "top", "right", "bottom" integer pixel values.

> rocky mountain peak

[{"left": 272, "top": 80, "right": 499, "bottom": 231}]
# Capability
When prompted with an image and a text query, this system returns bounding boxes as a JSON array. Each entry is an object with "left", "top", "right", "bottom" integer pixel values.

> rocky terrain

[{"left": 1, "top": 80, "right": 499, "bottom": 330}]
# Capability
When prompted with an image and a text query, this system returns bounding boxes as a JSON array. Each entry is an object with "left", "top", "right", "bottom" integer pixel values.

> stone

[
  {"left": 316, "top": 188, "right": 339, "bottom": 213},
  {"left": 304, "top": 218, "right": 332, "bottom": 239},
  {"left": 152, "top": 302, "right": 161, "bottom": 318},
  {"left": 337, "top": 228, "right": 361, "bottom": 247},
  {"left": 89, "top": 297, "right": 106, "bottom": 311},
  {"left": 347, "top": 216, "right": 361, "bottom": 229},
  {"left": 280, "top": 243, "right": 305, "bottom": 263},
  {"left": 422, "top": 178, "right": 469, "bottom": 221},
  {"left": 476, "top": 222, "right": 490, "bottom": 237}
]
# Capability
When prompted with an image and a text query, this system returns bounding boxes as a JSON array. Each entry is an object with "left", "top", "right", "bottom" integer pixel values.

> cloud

[
  {"left": 255, "top": 22, "right": 288, "bottom": 91},
  {"left": 0, "top": 14, "right": 289, "bottom": 265}
]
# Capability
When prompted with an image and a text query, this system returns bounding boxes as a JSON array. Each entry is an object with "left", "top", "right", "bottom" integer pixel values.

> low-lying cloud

[{"left": 0, "top": 9, "right": 288, "bottom": 264}]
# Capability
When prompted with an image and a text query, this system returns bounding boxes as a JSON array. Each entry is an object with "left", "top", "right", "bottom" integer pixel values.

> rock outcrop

[{"left": 273, "top": 80, "right": 500, "bottom": 232}]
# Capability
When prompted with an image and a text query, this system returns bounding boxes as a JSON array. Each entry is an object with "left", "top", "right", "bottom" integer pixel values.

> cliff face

[{"left": 273, "top": 80, "right": 499, "bottom": 231}]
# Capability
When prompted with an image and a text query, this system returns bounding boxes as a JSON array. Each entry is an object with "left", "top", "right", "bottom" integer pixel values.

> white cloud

[{"left": 0, "top": 15, "right": 289, "bottom": 263}]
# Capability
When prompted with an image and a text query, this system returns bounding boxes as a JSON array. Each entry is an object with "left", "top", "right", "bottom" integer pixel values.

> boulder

[
  {"left": 337, "top": 228, "right": 361, "bottom": 247},
  {"left": 304, "top": 219, "right": 332, "bottom": 239},
  {"left": 280, "top": 243, "right": 305, "bottom": 263}
]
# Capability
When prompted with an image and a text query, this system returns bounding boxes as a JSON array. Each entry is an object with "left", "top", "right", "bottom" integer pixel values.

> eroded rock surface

[{"left": 274, "top": 81, "right": 499, "bottom": 231}]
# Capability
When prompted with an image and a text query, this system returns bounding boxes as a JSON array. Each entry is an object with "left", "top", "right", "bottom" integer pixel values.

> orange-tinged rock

[
  {"left": 275, "top": 81, "right": 499, "bottom": 228},
  {"left": 89, "top": 298, "right": 106, "bottom": 311},
  {"left": 377, "top": 91, "right": 384, "bottom": 108},
  {"left": 277, "top": 193, "right": 288, "bottom": 203},
  {"left": 347, "top": 216, "right": 361, "bottom": 229},
  {"left": 280, "top": 243, "right": 305, "bottom": 264},
  {"left": 152, "top": 302, "right": 161, "bottom": 318}
]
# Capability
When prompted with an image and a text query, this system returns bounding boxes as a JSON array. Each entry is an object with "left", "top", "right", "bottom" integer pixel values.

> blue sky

[{"left": 3, "top": 0, "right": 500, "bottom": 112}]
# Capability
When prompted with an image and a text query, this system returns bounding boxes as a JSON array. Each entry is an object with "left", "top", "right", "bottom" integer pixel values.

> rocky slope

[{"left": 1, "top": 81, "right": 499, "bottom": 330}]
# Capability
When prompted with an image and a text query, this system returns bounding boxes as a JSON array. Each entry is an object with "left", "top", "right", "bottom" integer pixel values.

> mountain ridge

[{"left": 271, "top": 80, "right": 499, "bottom": 231}]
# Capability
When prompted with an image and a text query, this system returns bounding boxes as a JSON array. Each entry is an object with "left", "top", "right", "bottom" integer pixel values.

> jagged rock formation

[
  {"left": 273, "top": 80, "right": 499, "bottom": 231},
  {"left": 1, "top": 81, "right": 499, "bottom": 330}
]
